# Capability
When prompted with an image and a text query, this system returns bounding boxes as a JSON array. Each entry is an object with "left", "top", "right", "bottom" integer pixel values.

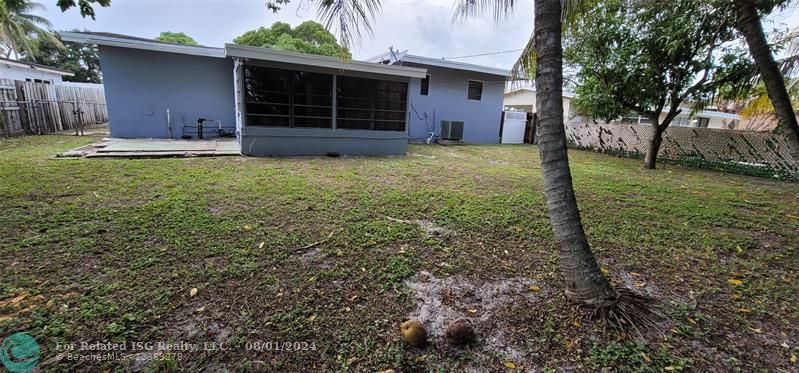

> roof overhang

[
  {"left": 0, "top": 59, "right": 74, "bottom": 76},
  {"left": 60, "top": 32, "right": 225, "bottom": 58},
  {"left": 225, "top": 44, "right": 427, "bottom": 79},
  {"left": 400, "top": 55, "right": 509, "bottom": 76},
  {"left": 367, "top": 52, "right": 510, "bottom": 77}
]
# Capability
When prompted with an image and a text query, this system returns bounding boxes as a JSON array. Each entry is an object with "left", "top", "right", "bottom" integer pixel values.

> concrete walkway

[{"left": 59, "top": 138, "right": 240, "bottom": 158}]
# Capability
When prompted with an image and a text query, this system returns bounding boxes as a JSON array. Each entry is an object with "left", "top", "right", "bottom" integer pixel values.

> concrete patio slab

[{"left": 58, "top": 138, "right": 240, "bottom": 158}]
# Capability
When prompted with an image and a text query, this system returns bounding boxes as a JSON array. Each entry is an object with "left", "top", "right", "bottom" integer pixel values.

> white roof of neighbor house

[
  {"left": 367, "top": 51, "right": 510, "bottom": 77},
  {"left": 225, "top": 44, "right": 427, "bottom": 79},
  {"left": 504, "top": 87, "right": 576, "bottom": 98},
  {"left": 60, "top": 31, "right": 226, "bottom": 58},
  {"left": 695, "top": 110, "right": 740, "bottom": 120},
  {"left": 662, "top": 108, "right": 741, "bottom": 120},
  {"left": 0, "top": 57, "right": 74, "bottom": 77}
]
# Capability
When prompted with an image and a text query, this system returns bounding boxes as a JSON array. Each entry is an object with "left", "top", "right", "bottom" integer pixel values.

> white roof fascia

[
  {"left": 366, "top": 51, "right": 510, "bottom": 76},
  {"left": 60, "top": 32, "right": 225, "bottom": 58},
  {"left": 225, "top": 44, "right": 427, "bottom": 79},
  {"left": 401, "top": 55, "right": 510, "bottom": 76},
  {"left": 504, "top": 87, "right": 576, "bottom": 98},
  {"left": 661, "top": 107, "right": 741, "bottom": 120},
  {"left": 696, "top": 110, "right": 741, "bottom": 120},
  {"left": 0, "top": 59, "right": 74, "bottom": 76}
]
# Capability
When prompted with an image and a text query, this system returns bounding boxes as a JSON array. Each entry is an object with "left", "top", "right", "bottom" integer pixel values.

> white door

[{"left": 501, "top": 111, "right": 527, "bottom": 144}]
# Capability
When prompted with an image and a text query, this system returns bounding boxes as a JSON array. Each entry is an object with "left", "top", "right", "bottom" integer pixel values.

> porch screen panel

[
  {"left": 337, "top": 76, "right": 407, "bottom": 131},
  {"left": 244, "top": 66, "right": 332, "bottom": 128}
]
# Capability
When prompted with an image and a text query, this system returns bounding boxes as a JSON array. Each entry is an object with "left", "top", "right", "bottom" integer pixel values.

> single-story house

[
  {"left": 503, "top": 86, "right": 575, "bottom": 122},
  {"left": 0, "top": 57, "right": 74, "bottom": 84},
  {"left": 59, "top": 32, "right": 509, "bottom": 156},
  {"left": 367, "top": 51, "right": 509, "bottom": 143}
]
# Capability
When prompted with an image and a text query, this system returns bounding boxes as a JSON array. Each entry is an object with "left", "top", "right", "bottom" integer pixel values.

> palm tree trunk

[
  {"left": 734, "top": 0, "right": 799, "bottom": 162},
  {"left": 535, "top": 0, "right": 618, "bottom": 308}
]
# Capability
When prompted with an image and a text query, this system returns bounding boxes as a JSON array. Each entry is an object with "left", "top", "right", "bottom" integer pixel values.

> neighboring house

[
  {"left": 503, "top": 86, "right": 574, "bottom": 122},
  {"left": 59, "top": 32, "right": 510, "bottom": 156},
  {"left": 505, "top": 84, "right": 742, "bottom": 130},
  {"left": 0, "top": 57, "right": 74, "bottom": 84},
  {"left": 367, "top": 51, "right": 509, "bottom": 143},
  {"left": 734, "top": 113, "right": 799, "bottom": 132},
  {"left": 618, "top": 110, "right": 741, "bottom": 129}
]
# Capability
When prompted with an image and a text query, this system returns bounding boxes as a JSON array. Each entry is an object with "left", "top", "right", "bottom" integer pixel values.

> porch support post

[{"left": 331, "top": 74, "right": 337, "bottom": 130}]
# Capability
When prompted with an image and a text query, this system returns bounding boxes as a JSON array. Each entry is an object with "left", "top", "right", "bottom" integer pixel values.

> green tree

[
  {"left": 154, "top": 31, "right": 199, "bottom": 46},
  {"left": 21, "top": 31, "right": 101, "bottom": 83},
  {"left": 55, "top": 0, "right": 109, "bottom": 19},
  {"left": 233, "top": 21, "right": 351, "bottom": 58},
  {"left": 565, "top": 0, "right": 752, "bottom": 169},
  {"left": 0, "top": 0, "right": 62, "bottom": 59}
]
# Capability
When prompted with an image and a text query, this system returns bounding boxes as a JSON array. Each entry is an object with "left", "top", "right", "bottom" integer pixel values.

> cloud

[{"left": 37, "top": 0, "right": 535, "bottom": 68}]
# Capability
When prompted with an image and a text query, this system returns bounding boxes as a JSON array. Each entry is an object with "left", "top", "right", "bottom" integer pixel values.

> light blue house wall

[
  {"left": 405, "top": 65, "right": 505, "bottom": 144},
  {"left": 99, "top": 46, "right": 235, "bottom": 139}
]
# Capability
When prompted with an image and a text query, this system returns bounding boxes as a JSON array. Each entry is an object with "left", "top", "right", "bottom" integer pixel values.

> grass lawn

[{"left": 1, "top": 134, "right": 797, "bottom": 372}]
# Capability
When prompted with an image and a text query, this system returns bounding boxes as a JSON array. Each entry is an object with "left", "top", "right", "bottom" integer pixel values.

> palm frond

[
  {"left": 316, "top": 0, "right": 381, "bottom": 52},
  {"left": 779, "top": 30, "right": 799, "bottom": 77},
  {"left": 0, "top": 0, "right": 62, "bottom": 58},
  {"left": 15, "top": 13, "right": 52, "bottom": 27},
  {"left": 452, "top": 0, "right": 518, "bottom": 24},
  {"left": 741, "top": 78, "right": 799, "bottom": 116},
  {"left": 453, "top": 0, "right": 586, "bottom": 86}
]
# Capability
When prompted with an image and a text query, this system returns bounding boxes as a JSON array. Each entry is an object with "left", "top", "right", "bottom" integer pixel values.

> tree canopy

[
  {"left": 233, "top": 21, "right": 351, "bottom": 58},
  {"left": 55, "top": 0, "right": 109, "bottom": 19},
  {"left": 566, "top": 0, "right": 752, "bottom": 123},
  {"left": 564, "top": 0, "right": 754, "bottom": 168},
  {"left": 154, "top": 31, "right": 199, "bottom": 46},
  {"left": 21, "top": 31, "right": 101, "bottom": 83}
]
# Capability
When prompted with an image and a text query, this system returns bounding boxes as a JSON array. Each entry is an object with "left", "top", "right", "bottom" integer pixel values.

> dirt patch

[
  {"left": 404, "top": 271, "right": 545, "bottom": 365},
  {"left": 386, "top": 216, "right": 454, "bottom": 239}
]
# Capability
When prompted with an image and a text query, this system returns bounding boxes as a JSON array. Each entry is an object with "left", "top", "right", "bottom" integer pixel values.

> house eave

[
  {"left": 224, "top": 44, "right": 427, "bottom": 79},
  {"left": 401, "top": 55, "right": 510, "bottom": 77},
  {"left": 0, "top": 58, "right": 74, "bottom": 76},
  {"left": 59, "top": 31, "right": 226, "bottom": 58}
]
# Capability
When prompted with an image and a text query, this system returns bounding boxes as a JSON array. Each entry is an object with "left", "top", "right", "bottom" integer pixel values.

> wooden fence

[{"left": 0, "top": 79, "right": 107, "bottom": 137}]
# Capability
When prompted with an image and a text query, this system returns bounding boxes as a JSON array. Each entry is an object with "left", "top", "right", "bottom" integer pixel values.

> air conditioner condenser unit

[{"left": 440, "top": 120, "right": 464, "bottom": 141}]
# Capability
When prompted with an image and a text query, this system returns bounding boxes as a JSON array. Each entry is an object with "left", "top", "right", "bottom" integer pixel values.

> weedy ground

[{"left": 0, "top": 134, "right": 797, "bottom": 372}]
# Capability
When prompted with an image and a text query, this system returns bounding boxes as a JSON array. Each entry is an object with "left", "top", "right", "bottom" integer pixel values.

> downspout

[{"left": 166, "top": 109, "right": 172, "bottom": 139}]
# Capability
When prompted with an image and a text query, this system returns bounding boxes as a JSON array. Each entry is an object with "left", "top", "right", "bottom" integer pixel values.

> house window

[
  {"left": 243, "top": 65, "right": 333, "bottom": 128},
  {"left": 467, "top": 80, "right": 482, "bottom": 100},
  {"left": 336, "top": 76, "right": 407, "bottom": 131},
  {"left": 420, "top": 75, "right": 430, "bottom": 96},
  {"left": 697, "top": 117, "right": 709, "bottom": 128}
]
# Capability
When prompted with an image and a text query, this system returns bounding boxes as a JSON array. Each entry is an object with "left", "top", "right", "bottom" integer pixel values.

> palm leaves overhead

[
  {"left": 315, "top": 0, "right": 381, "bottom": 51},
  {"left": 741, "top": 78, "right": 799, "bottom": 115},
  {"left": 452, "top": 0, "right": 589, "bottom": 83},
  {"left": 0, "top": 0, "right": 62, "bottom": 59}
]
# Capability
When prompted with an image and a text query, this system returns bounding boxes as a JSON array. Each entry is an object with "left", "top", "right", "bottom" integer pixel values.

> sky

[
  {"left": 32, "top": 0, "right": 799, "bottom": 69},
  {"left": 34, "top": 0, "right": 538, "bottom": 69}
]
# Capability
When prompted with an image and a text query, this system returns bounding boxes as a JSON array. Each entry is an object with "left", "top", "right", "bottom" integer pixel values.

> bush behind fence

[{"left": 565, "top": 122, "right": 799, "bottom": 181}]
